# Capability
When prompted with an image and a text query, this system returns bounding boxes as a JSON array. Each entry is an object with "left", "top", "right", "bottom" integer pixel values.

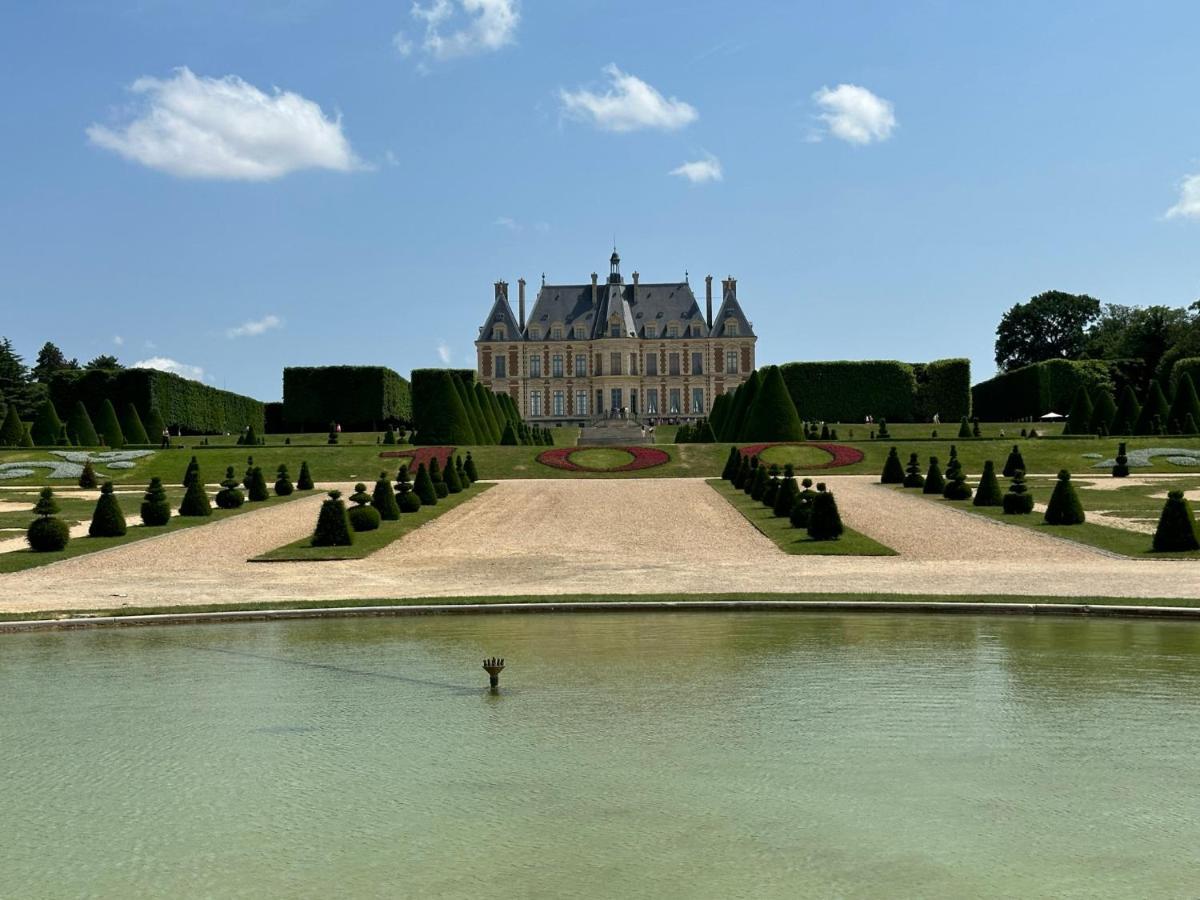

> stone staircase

[{"left": 578, "top": 418, "right": 646, "bottom": 446}]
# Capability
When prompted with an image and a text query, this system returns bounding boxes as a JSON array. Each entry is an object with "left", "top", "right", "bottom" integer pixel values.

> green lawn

[
  {"left": 253, "top": 482, "right": 493, "bottom": 561},
  {"left": 565, "top": 448, "right": 641, "bottom": 469},
  {"left": 708, "top": 478, "right": 896, "bottom": 556},
  {"left": 549, "top": 426, "right": 581, "bottom": 446},
  {"left": 755, "top": 444, "right": 845, "bottom": 468}
]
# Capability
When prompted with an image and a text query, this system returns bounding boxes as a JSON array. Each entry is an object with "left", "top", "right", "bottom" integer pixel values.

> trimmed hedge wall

[
  {"left": 50, "top": 368, "right": 264, "bottom": 435},
  {"left": 282, "top": 366, "right": 412, "bottom": 431},
  {"left": 779, "top": 358, "right": 969, "bottom": 423},
  {"left": 1170, "top": 357, "right": 1200, "bottom": 392},
  {"left": 971, "top": 359, "right": 1118, "bottom": 421},
  {"left": 913, "top": 358, "right": 971, "bottom": 421}
]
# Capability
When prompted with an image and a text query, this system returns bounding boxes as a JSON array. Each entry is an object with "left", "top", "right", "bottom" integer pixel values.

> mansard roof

[
  {"left": 477, "top": 290, "right": 521, "bottom": 339},
  {"left": 526, "top": 280, "right": 709, "bottom": 339},
  {"left": 711, "top": 283, "right": 755, "bottom": 338}
]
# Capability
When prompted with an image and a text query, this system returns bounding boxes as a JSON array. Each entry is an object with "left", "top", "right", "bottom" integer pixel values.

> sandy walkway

[{"left": 2, "top": 477, "right": 1199, "bottom": 613}]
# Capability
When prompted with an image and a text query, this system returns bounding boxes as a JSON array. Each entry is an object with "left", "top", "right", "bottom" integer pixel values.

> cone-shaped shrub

[
  {"left": 1135, "top": 380, "right": 1170, "bottom": 435},
  {"left": 957, "top": 416, "right": 971, "bottom": 438},
  {"left": 1089, "top": 390, "right": 1117, "bottom": 436},
  {"left": 1044, "top": 470, "right": 1085, "bottom": 525},
  {"left": 78, "top": 460, "right": 98, "bottom": 489},
  {"left": 59, "top": 423, "right": 70, "bottom": 445},
  {"left": 500, "top": 420, "right": 519, "bottom": 445},
  {"left": 179, "top": 475, "right": 212, "bottom": 517},
  {"left": 1063, "top": 386, "right": 1094, "bottom": 436},
  {"left": 902, "top": 452, "right": 925, "bottom": 488},
  {"left": 66, "top": 401, "right": 100, "bottom": 446},
  {"left": 1003, "top": 470, "right": 1035, "bottom": 515},
  {"left": 348, "top": 483, "right": 381, "bottom": 532},
  {"left": 238, "top": 425, "right": 259, "bottom": 447},
  {"left": 373, "top": 471, "right": 401, "bottom": 520},
  {"left": 923, "top": 457, "right": 945, "bottom": 494},
  {"left": 740, "top": 366, "right": 804, "bottom": 441},
  {"left": 807, "top": 491, "right": 844, "bottom": 541},
  {"left": 327, "top": 424, "right": 338, "bottom": 445},
  {"left": 876, "top": 418, "right": 890, "bottom": 439},
  {"left": 464, "top": 451, "right": 479, "bottom": 482},
  {"left": 246, "top": 466, "right": 269, "bottom": 502},
  {"left": 973, "top": 461, "right": 1003, "bottom": 507},
  {"left": 216, "top": 466, "right": 245, "bottom": 509},
  {"left": 1187, "top": 414, "right": 1200, "bottom": 435},
  {"left": 396, "top": 464, "right": 422, "bottom": 512},
  {"left": 383, "top": 428, "right": 397, "bottom": 445},
  {"left": 743, "top": 457, "right": 759, "bottom": 495},
  {"left": 456, "top": 455, "right": 470, "bottom": 487},
  {"left": 1113, "top": 442, "right": 1130, "bottom": 477},
  {"left": 721, "top": 447, "right": 739, "bottom": 481},
  {"left": 312, "top": 490, "right": 353, "bottom": 546},
  {"left": 140, "top": 476, "right": 172, "bottom": 525},
  {"left": 0, "top": 404, "right": 26, "bottom": 446},
  {"left": 120, "top": 403, "right": 150, "bottom": 445},
  {"left": 182, "top": 456, "right": 199, "bottom": 487},
  {"left": 972, "top": 419, "right": 982, "bottom": 438},
  {"left": 1002, "top": 444, "right": 1026, "bottom": 478},
  {"left": 474, "top": 381, "right": 503, "bottom": 443},
  {"left": 773, "top": 476, "right": 799, "bottom": 518},
  {"left": 443, "top": 456, "right": 463, "bottom": 494},
  {"left": 880, "top": 447, "right": 905, "bottom": 484},
  {"left": 789, "top": 486, "right": 817, "bottom": 529},
  {"left": 27, "top": 487, "right": 70, "bottom": 552},
  {"left": 733, "top": 455, "right": 751, "bottom": 489},
  {"left": 943, "top": 455, "right": 972, "bottom": 500},
  {"left": 429, "top": 457, "right": 449, "bottom": 498},
  {"left": 19, "top": 422, "right": 33, "bottom": 447},
  {"left": 1152, "top": 491, "right": 1200, "bottom": 552},
  {"left": 274, "top": 464, "right": 294, "bottom": 496},
  {"left": 1110, "top": 385, "right": 1141, "bottom": 435},
  {"left": 762, "top": 466, "right": 782, "bottom": 506},
  {"left": 297, "top": 461, "right": 314, "bottom": 490},
  {"left": 1169, "top": 374, "right": 1200, "bottom": 435},
  {"left": 144, "top": 407, "right": 166, "bottom": 444},
  {"left": 88, "top": 481, "right": 127, "bottom": 536},
  {"left": 749, "top": 465, "right": 768, "bottom": 501},
  {"left": 414, "top": 462, "right": 437, "bottom": 506},
  {"left": 30, "top": 398, "right": 64, "bottom": 446},
  {"left": 94, "top": 398, "right": 125, "bottom": 448}
]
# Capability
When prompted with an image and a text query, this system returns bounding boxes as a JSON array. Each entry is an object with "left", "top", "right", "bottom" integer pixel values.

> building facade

[{"left": 475, "top": 250, "right": 756, "bottom": 424}]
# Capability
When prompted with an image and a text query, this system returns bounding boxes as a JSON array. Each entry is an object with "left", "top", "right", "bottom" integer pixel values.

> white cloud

[
  {"left": 437, "top": 341, "right": 452, "bottom": 363},
  {"left": 87, "top": 67, "right": 363, "bottom": 180},
  {"left": 812, "top": 84, "right": 896, "bottom": 145},
  {"left": 398, "top": 0, "right": 519, "bottom": 63},
  {"left": 560, "top": 64, "right": 698, "bottom": 132},
  {"left": 1165, "top": 173, "right": 1200, "bottom": 220},
  {"left": 133, "top": 356, "right": 205, "bottom": 381},
  {"left": 112, "top": 335, "right": 124, "bottom": 346},
  {"left": 494, "top": 216, "right": 520, "bottom": 231},
  {"left": 226, "top": 314, "right": 283, "bottom": 339},
  {"left": 670, "top": 153, "right": 722, "bottom": 184}
]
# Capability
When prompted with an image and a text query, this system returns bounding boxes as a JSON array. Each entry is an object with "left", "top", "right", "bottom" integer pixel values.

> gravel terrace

[{"left": 1, "top": 477, "right": 1198, "bottom": 613}]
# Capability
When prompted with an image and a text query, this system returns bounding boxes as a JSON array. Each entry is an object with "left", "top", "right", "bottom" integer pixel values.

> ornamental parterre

[
  {"left": 378, "top": 447, "right": 456, "bottom": 469},
  {"left": 537, "top": 446, "right": 670, "bottom": 472},
  {"left": 738, "top": 443, "right": 865, "bottom": 469}
]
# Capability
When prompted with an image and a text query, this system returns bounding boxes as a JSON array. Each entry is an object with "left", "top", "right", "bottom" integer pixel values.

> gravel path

[{"left": 2, "top": 477, "right": 1199, "bottom": 613}]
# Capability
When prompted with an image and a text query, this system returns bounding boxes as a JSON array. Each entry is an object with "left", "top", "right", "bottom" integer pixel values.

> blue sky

[{"left": 2, "top": 0, "right": 1198, "bottom": 401}]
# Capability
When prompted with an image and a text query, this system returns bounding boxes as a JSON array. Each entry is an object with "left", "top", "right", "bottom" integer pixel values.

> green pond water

[{"left": 3, "top": 612, "right": 1200, "bottom": 898}]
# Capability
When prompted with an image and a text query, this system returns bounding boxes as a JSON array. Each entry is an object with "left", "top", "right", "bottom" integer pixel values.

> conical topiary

[
  {"left": 880, "top": 446, "right": 905, "bottom": 484},
  {"left": 66, "top": 400, "right": 100, "bottom": 446},
  {"left": 957, "top": 416, "right": 971, "bottom": 438},
  {"left": 1169, "top": 373, "right": 1200, "bottom": 436},
  {"left": 902, "top": 452, "right": 924, "bottom": 488},
  {"left": 1003, "top": 469, "right": 1034, "bottom": 515},
  {"left": 500, "top": 420, "right": 519, "bottom": 445},
  {"left": 216, "top": 466, "right": 245, "bottom": 509},
  {"left": 373, "top": 471, "right": 401, "bottom": 520},
  {"left": 94, "top": 398, "right": 125, "bottom": 448},
  {"left": 807, "top": 490, "right": 844, "bottom": 541},
  {"left": 140, "top": 476, "right": 172, "bottom": 526},
  {"left": 396, "top": 464, "right": 422, "bottom": 512},
  {"left": 297, "top": 460, "right": 314, "bottom": 490},
  {"left": 733, "top": 455, "right": 751, "bottom": 489},
  {"left": 762, "top": 465, "right": 782, "bottom": 507},
  {"left": 464, "top": 451, "right": 478, "bottom": 482},
  {"left": 0, "top": 404, "right": 26, "bottom": 446},
  {"left": 144, "top": 407, "right": 166, "bottom": 444},
  {"left": 27, "top": 487, "right": 70, "bottom": 552},
  {"left": 743, "top": 456, "right": 759, "bottom": 495},
  {"left": 1152, "top": 491, "right": 1200, "bottom": 552},
  {"left": 274, "top": 464, "right": 294, "bottom": 496},
  {"left": 456, "top": 455, "right": 470, "bottom": 488},
  {"left": 789, "top": 485, "right": 817, "bottom": 529},
  {"left": 120, "top": 403, "right": 150, "bottom": 445},
  {"left": 740, "top": 365, "right": 804, "bottom": 441},
  {"left": 1110, "top": 385, "right": 1140, "bottom": 435},
  {"left": 383, "top": 427, "right": 397, "bottom": 445},
  {"left": 1112, "top": 442, "right": 1130, "bottom": 478},
  {"left": 923, "top": 457, "right": 945, "bottom": 494},
  {"left": 312, "top": 490, "right": 353, "bottom": 546},
  {"left": 1089, "top": 389, "right": 1117, "bottom": 437},
  {"left": 443, "top": 455, "right": 463, "bottom": 494},
  {"left": 414, "top": 462, "right": 437, "bottom": 506},
  {"left": 78, "top": 460, "right": 98, "bottom": 489},
  {"left": 1002, "top": 444, "right": 1026, "bottom": 478},
  {"left": 1044, "top": 470, "right": 1085, "bottom": 525},
  {"left": 1063, "top": 385, "right": 1094, "bottom": 436},
  {"left": 973, "top": 460, "right": 1003, "bottom": 507},
  {"left": 179, "top": 473, "right": 212, "bottom": 517},
  {"left": 749, "top": 465, "right": 768, "bottom": 501},
  {"left": 942, "top": 452, "right": 972, "bottom": 500},
  {"left": 722, "top": 447, "right": 740, "bottom": 481},
  {"left": 30, "top": 398, "right": 64, "bottom": 446},
  {"left": 247, "top": 466, "right": 269, "bottom": 502},
  {"left": 429, "top": 457, "right": 449, "bottom": 498},
  {"left": 1134, "top": 380, "right": 1170, "bottom": 435},
  {"left": 773, "top": 476, "right": 799, "bottom": 518},
  {"left": 182, "top": 455, "right": 199, "bottom": 488},
  {"left": 347, "top": 483, "right": 382, "bottom": 532},
  {"left": 88, "top": 481, "right": 127, "bottom": 537}
]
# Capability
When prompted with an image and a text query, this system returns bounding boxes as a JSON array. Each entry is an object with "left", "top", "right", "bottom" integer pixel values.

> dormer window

[
  {"left": 667, "top": 323, "right": 680, "bottom": 338},
  {"left": 644, "top": 323, "right": 656, "bottom": 339},
  {"left": 574, "top": 324, "right": 586, "bottom": 339},
  {"left": 529, "top": 326, "right": 541, "bottom": 340},
  {"left": 725, "top": 319, "right": 739, "bottom": 337},
  {"left": 492, "top": 324, "right": 506, "bottom": 340},
  {"left": 551, "top": 324, "right": 563, "bottom": 340},
  {"left": 690, "top": 322, "right": 702, "bottom": 336}
]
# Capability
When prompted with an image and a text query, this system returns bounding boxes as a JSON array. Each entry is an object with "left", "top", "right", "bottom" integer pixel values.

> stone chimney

[
  {"left": 517, "top": 278, "right": 526, "bottom": 331},
  {"left": 705, "top": 275, "right": 713, "bottom": 327},
  {"left": 591, "top": 271, "right": 598, "bottom": 305},
  {"left": 632, "top": 271, "right": 639, "bottom": 287},
  {"left": 494, "top": 280, "right": 508, "bottom": 302},
  {"left": 722, "top": 276, "right": 737, "bottom": 301}
]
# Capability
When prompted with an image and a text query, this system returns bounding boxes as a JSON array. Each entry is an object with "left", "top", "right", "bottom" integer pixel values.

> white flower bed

[
  {"left": 1091, "top": 448, "right": 1200, "bottom": 469},
  {"left": 0, "top": 450, "right": 156, "bottom": 481}
]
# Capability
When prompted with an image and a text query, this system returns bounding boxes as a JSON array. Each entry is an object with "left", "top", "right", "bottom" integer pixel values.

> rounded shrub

[
  {"left": 140, "top": 477, "right": 172, "bottom": 526},
  {"left": 807, "top": 491, "right": 844, "bottom": 541},
  {"left": 923, "top": 457, "right": 945, "bottom": 495},
  {"left": 27, "top": 487, "right": 70, "bottom": 552},
  {"left": 1002, "top": 470, "right": 1035, "bottom": 515},
  {"left": 972, "top": 460, "right": 1003, "bottom": 507},
  {"left": 396, "top": 464, "right": 422, "bottom": 513},
  {"left": 1002, "top": 444, "right": 1026, "bottom": 478},
  {"left": 312, "top": 490, "right": 353, "bottom": 546},
  {"left": 880, "top": 446, "right": 905, "bottom": 484},
  {"left": 414, "top": 462, "right": 438, "bottom": 506},
  {"left": 1113, "top": 442, "right": 1130, "bottom": 478},
  {"left": 348, "top": 483, "right": 381, "bottom": 532},
  {"left": 1152, "top": 491, "right": 1200, "bottom": 552},
  {"left": 216, "top": 467, "right": 245, "bottom": 509},
  {"left": 373, "top": 471, "right": 401, "bottom": 520},
  {"left": 297, "top": 461, "right": 314, "bottom": 491},
  {"left": 1044, "top": 470, "right": 1085, "bottom": 525},
  {"left": 88, "top": 481, "right": 127, "bottom": 537},
  {"left": 383, "top": 428, "right": 397, "bottom": 445},
  {"left": 274, "top": 464, "right": 294, "bottom": 496},
  {"left": 876, "top": 418, "right": 890, "bottom": 439},
  {"left": 78, "top": 460, "right": 98, "bottom": 489},
  {"left": 247, "top": 466, "right": 269, "bottom": 502},
  {"left": 902, "top": 452, "right": 924, "bottom": 488},
  {"left": 179, "top": 475, "right": 212, "bottom": 517}
]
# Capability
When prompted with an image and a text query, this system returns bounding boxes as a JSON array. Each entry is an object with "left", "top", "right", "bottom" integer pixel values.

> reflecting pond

[{"left": 3, "top": 612, "right": 1199, "bottom": 898}]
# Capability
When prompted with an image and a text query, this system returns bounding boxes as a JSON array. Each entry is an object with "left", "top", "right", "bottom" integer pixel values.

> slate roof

[
  {"left": 478, "top": 291, "right": 522, "bottom": 340},
  {"left": 711, "top": 283, "right": 755, "bottom": 339}
]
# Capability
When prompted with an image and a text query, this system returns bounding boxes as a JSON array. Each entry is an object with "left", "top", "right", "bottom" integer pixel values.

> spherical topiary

[
  {"left": 373, "top": 471, "right": 401, "bottom": 520},
  {"left": 1002, "top": 444, "right": 1026, "bottom": 478},
  {"left": 140, "top": 477, "right": 172, "bottom": 526},
  {"left": 396, "top": 464, "right": 422, "bottom": 513},
  {"left": 297, "top": 460, "right": 314, "bottom": 490},
  {"left": 182, "top": 455, "right": 199, "bottom": 488},
  {"left": 464, "top": 452, "right": 479, "bottom": 482},
  {"left": 414, "top": 462, "right": 438, "bottom": 506},
  {"left": 973, "top": 460, "right": 1003, "bottom": 507},
  {"left": 179, "top": 474, "right": 212, "bottom": 517},
  {"left": 347, "top": 483, "right": 381, "bottom": 532},
  {"left": 902, "top": 452, "right": 925, "bottom": 488},
  {"left": 773, "top": 476, "right": 799, "bottom": 518},
  {"left": 1044, "top": 470, "right": 1085, "bottom": 525},
  {"left": 87, "top": 481, "right": 127, "bottom": 537},
  {"left": 1112, "top": 442, "right": 1130, "bottom": 478},
  {"left": 1152, "top": 491, "right": 1200, "bottom": 552},
  {"left": 1002, "top": 470, "right": 1035, "bottom": 515},
  {"left": 443, "top": 456, "right": 463, "bottom": 494},
  {"left": 312, "top": 490, "right": 353, "bottom": 546},
  {"left": 923, "top": 457, "right": 945, "bottom": 495},
  {"left": 880, "top": 446, "right": 905, "bottom": 484},
  {"left": 274, "top": 464, "right": 294, "bottom": 496},
  {"left": 247, "top": 466, "right": 269, "bottom": 502},
  {"left": 78, "top": 460, "right": 98, "bottom": 489},
  {"left": 27, "top": 487, "right": 70, "bottom": 552},
  {"left": 216, "top": 466, "right": 245, "bottom": 509},
  {"left": 807, "top": 490, "right": 844, "bottom": 541}
]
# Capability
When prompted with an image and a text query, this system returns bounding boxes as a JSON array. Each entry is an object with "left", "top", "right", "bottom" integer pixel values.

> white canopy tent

[{"left": 1038, "top": 411, "right": 1065, "bottom": 421}]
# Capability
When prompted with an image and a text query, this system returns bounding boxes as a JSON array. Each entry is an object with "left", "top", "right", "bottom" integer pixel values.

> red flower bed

[
  {"left": 537, "top": 446, "right": 670, "bottom": 472},
  {"left": 379, "top": 446, "right": 455, "bottom": 469},
  {"left": 738, "top": 442, "right": 864, "bottom": 469}
]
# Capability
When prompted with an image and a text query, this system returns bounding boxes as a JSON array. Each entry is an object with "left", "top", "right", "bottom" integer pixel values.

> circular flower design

[
  {"left": 738, "top": 442, "right": 865, "bottom": 469},
  {"left": 537, "top": 446, "right": 670, "bottom": 472}
]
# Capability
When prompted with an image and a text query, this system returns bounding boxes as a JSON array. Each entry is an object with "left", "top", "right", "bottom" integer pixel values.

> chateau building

[{"left": 476, "top": 250, "right": 756, "bottom": 424}]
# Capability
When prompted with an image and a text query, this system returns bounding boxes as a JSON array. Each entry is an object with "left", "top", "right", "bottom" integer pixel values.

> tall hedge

[
  {"left": 740, "top": 366, "right": 804, "bottom": 441},
  {"left": 780, "top": 360, "right": 916, "bottom": 422},
  {"left": 50, "top": 367, "right": 264, "bottom": 435},
  {"left": 971, "top": 358, "right": 1117, "bottom": 421},
  {"left": 913, "top": 358, "right": 971, "bottom": 421},
  {"left": 281, "top": 366, "right": 411, "bottom": 431},
  {"left": 411, "top": 369, "right": 477, "bottom": 445}
]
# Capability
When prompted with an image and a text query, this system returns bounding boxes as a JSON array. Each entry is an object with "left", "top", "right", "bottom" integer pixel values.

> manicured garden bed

[
  {"left": 740, "top": 443, "right": 865, "bottom": 469},
  {"left": 537, "top": 446, "right": 670, "bottom": 473}
]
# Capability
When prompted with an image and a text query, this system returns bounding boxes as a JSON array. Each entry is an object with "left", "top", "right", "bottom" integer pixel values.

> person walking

[{"left": 160, "top": 427, "right": 170, "bottom": 449}]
